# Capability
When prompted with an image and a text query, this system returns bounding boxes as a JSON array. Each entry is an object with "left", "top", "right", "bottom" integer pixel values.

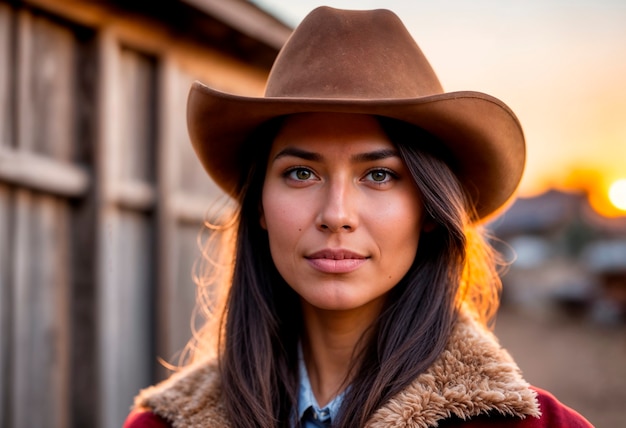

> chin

[
  {"left": 302, "top": 290, "right": 382, "bottom": 314},
  {"left": 300, "top": 288, "right": 360, "bottom": 312}
]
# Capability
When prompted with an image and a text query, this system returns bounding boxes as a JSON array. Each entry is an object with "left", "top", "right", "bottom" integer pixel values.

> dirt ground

[{"left": 494, "top": 304, "right": 626, "bottom": 428}]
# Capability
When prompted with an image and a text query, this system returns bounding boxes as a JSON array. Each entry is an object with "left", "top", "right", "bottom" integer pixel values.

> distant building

[{"left": 490, "top": 189, "right": 626, "bottom": 322}]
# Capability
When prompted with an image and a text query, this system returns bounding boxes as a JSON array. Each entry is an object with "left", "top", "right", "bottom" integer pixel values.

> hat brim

[{"left": 187, "top": 81, "right": 525, "bottom": 222}]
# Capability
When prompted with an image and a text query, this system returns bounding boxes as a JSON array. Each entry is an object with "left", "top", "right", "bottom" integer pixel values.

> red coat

[
  {"left": 124, "top": 312, "right": 593, "bottom": 428},
  {"left": 124, "top": 388, "right": 592, "bottom": 427}
]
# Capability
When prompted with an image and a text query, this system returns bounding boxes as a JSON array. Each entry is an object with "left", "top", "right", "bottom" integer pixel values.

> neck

[{"left": 300, "top": 300, "right": 382, "bottom": 407}]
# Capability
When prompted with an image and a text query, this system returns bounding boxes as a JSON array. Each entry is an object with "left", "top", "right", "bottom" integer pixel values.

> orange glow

[
  {"left": 552, "top": 167, "right": 626, "bottom": 218},
  {"left": 609, "top": 179, "right": 626, "bottom": 211},
  {"left": 588, "top": 177, "right": 626, "bottom": 218}
]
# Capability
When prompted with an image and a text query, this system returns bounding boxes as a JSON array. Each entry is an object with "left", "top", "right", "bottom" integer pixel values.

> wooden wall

[{"left": 0, "top": 1, "right": 280, "bottom": 427}]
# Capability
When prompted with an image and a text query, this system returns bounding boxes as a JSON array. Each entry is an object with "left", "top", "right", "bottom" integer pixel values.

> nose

[{"left": 317, "top": 178, "right": 358, "bottom": 232}]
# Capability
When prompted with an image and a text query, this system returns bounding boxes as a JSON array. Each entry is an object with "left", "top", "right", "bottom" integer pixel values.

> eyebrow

[
  {"left": 351, "top": 148, "right": 399, "bottom": 162},
  {"left": 273, "top": 147, "right": 322, "bottom": 162},
  {"left": 273, "top": 147, "right": 399, "bottom": 163}
]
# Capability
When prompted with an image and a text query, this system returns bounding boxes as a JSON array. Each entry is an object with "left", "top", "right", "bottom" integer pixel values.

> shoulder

[
  {"left": 129, "top": 358, "right": 232, "bottom": 427},
  {"left": 366, "top": 311, "right": 593, "bottom": 428},
  {"left": 123, "top": 409, "right": 171, "bottom": 428},
  {"left": 531, "top": 386, "right": 594, "bottom": 427},
  {"left": 366, "top": 311, "right": 540, "bottom": 427},
  {"left": 439, "top": 387, "right": 594, "bottom": 428}
]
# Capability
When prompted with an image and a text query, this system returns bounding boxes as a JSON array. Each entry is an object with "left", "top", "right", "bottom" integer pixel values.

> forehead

[{"left": 269, "top": 113, "right": 395, "bottom": 156}]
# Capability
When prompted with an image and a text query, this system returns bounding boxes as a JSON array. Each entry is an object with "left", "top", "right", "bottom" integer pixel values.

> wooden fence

[{"left": 0, "top": 1, "right": 286, "bottom": 427}]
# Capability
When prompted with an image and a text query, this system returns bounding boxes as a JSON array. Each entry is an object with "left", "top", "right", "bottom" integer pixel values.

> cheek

[
  {"left": 374, "top": 195, "right": 423, "bottom": 256},
  {"left": 261, "top": 193, "right": 312, "bottom": 288},
  {"left": 261, "top": 191, "right": 308, "bottom": 254},
  {"left": 263, "top": 195, "right": 297, "bottom": 231}
]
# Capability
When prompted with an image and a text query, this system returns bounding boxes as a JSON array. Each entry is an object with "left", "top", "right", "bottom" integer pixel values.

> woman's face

[{"left": 261, "top": 113, "right": 424, "bottom": 313}]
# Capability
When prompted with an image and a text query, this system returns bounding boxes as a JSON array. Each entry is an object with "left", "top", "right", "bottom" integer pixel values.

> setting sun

[{"left": 609, "top": 179, "right": 626, "bottom": 211}]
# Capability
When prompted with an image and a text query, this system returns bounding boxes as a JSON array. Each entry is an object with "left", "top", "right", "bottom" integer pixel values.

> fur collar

[{"left": 134, "top": 311, "right": 539, "bottom": 427}]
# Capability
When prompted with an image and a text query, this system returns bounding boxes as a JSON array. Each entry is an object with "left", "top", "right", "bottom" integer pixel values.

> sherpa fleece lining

[{"left": 134, "top": 310, "right": 540, "bottom": 428}]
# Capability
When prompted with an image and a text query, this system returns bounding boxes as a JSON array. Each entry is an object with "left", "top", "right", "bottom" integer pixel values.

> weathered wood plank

[
  {"left": 171, "top": 192, "right": 222, "bottom": 224},
  {"left": 27, "top": 14, "right": 75, "bottom": 159},
  {"left": 111, "top": 179, "right": 156, "bottom": 212},
  {"left": 177, "top": 116, "right": 222, "bottom": 198},
  {"left": 96, "top": 29, "right": 122, "bottom": 428},
  {"left": 98, "top": 33, "right": 157, "bottom": 428},
  {"left": 172, "top": 68, "right": 222, "bottom": 199},
  {"left": 170, "top": 50, "right": 219, "bottom": 189},
  {"left": 119, "top": 47, "right": 156, "bottom": 183},
  {"left": 181, "top": 0, "right": 290, "bottom": 50},
  {"left": 155, "top": 64, "right": 221, "bottom": 373},
  {"left": 0, "top": 184, "right": 13, "bottom": 428},
  {"left": 69, "top": 188, "right": 99, "bottom": 428},
  {"left": 0, "top": 147, "right": 90, "bottom": 197},
  {"left": 99, "top": 211, "right": 154, "bottom": 428},
  {"left": 0, "top": 3, "right": 14, "bottom": 148},
  {"left": 154, "top": 56, "right": 177, "bottom": 378},
  {"left": 12, "top": 12, "right": 73, "bottom": 428},
  {"left": 0, "top": 4, "right": 14, "bottom": 424},
  {"left": 12, "top": 191, "right": 70, "bottom": 428},
  {"left": 170, "top": 222, "right": 203, "bottom": 361},
  {"left": 70, "top": 26, "right": 99, "bottom": 428},
  {"left": 15, "top": 10, "right": 32, "bottom": 154}
]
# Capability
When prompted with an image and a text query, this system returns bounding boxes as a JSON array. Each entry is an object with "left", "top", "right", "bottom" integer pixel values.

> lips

[{"left": 305, "top": 249, "right": 368, "bottom": 274}]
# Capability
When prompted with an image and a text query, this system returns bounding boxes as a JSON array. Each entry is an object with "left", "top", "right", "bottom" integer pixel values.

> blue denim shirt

[{"left": 297, "top": 345, "right": 346, "bottom": 427}]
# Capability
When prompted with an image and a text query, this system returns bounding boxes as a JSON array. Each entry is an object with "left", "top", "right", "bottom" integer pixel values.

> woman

[{"left": 125, "top": 7, "right": 592, "bottom": 428}]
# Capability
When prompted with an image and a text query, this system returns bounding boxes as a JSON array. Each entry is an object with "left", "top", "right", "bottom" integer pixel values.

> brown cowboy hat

[{"left": 187, "top": 6, "right": 525, "bottom": 221}]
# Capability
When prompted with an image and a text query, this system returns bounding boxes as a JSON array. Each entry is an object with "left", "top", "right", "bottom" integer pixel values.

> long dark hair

[{"left": 189, "top": 116, "right": 502, "bottom": 427}]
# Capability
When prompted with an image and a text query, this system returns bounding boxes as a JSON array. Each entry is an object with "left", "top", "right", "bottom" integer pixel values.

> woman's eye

[
  {"left": 287, "top": 168, "right": 314, "bottom": 181},
  {"left": 370, "top": 170, "right": 387, "bottom": 182},
  {"left": 365, "top": 169, "right": 395, "bottom": 183}
]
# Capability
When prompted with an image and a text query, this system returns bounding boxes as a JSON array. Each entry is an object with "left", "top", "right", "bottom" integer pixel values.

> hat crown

[
  {"left": 187, "top": 7, "right": 525, "bottom": 221},
  {"left": 265, "top": 7, "right": 443, "bottom": 99}
]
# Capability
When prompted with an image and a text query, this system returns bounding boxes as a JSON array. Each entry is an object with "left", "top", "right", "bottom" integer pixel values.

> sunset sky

[{"left": 253, "top": 0, "right": 626, "bottom": 214}]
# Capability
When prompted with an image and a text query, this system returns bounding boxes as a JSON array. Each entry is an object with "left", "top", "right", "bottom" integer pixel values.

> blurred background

[{"left": 0, "top": 1, "right": 624, "bottom": 427}]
